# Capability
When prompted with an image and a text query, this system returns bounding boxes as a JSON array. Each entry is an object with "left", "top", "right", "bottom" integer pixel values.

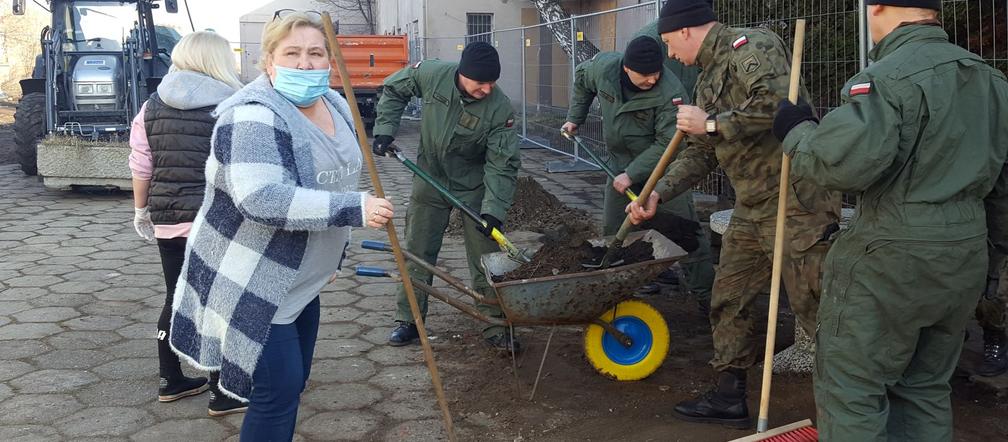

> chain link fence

[{"left": 406, "top": 0, "right": 1005, "bottom": 202}]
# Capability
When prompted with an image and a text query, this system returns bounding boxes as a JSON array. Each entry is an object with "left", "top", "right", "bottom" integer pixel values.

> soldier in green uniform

[
  {"left": 561, "top": 36, "right": 715, "bottom": 309},
  {"left": 371, "top": 42, "right": 522, "bottom": 352},
  {"left": 772, "top": 1, "right": 1008, "bottom": 438},
  {"left": 627, "top": 0, "right": 841, "bottom": 428}
]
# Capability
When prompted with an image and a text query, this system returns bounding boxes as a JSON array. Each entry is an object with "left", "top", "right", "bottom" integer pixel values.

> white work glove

[{"left": 133, "top": 207, "right": 155, "bottom": 242}]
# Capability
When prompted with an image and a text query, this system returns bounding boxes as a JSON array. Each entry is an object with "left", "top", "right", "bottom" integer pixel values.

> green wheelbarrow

[{"left": 357, "top": 229, "right": 687, "bottom": 381}]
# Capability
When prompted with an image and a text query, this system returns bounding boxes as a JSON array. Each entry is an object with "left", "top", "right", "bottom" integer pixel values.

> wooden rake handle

[
  {"left": 757, "top": 18, "right": 807, "bottom": 434},
  {"left": 609, "top": 129, "right": 686, "bottom": 247},
  {"left": 321, "top": 14, "right": 457, "bottom": 441}
]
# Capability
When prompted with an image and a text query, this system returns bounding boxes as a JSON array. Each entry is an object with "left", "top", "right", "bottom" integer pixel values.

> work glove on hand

[
  {"left": 133, "top": 207, "right": 155, "bottom": 243},
  {"left": 476, "top": 214, "right": 503, "bottom": 238},
  {"left": 371, "top": 135, "right": 399, "bottom": 158},
  {"left": 773, "top": 99, "right": 818, "bottom": 141}
]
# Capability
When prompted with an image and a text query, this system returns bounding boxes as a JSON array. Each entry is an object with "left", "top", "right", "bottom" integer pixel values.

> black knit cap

[
  {"left": 865, "top": 0, "right": 941, "bottom": 10},
  {"left": 458, "top": 42, "right": 501, "bottom": 82},
  {"left": 623, "top": 36, "right": 664, "bottom": 75},
  {"left": 657, "top": 0, "right": 716, "bottom": 34}
]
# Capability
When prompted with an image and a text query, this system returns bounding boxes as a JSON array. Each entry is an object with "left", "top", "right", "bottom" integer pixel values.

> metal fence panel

[{"left": 401, "top": 1, "right": 1005, "bottom": 204}]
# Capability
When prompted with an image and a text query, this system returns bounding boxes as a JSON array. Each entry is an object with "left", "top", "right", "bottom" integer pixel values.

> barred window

[{"left": 466, "top": 13, "right": 493, "bottom": 44}]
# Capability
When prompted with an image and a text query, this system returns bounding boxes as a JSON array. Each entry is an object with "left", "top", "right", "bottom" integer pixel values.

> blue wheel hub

[{"left": 601, "top": 316, "right": 653, "bottom": 365}]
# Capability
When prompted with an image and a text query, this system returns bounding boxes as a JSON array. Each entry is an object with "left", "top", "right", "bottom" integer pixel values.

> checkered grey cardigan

[{"left": 169, "top": 75, "right": 365, "bottom": 401}]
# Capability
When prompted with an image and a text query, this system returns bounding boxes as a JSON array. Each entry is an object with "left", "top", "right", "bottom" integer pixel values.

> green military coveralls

[
  {"left": 566, "top": 51, "right": 715, "bottom": 301},
  {"left": 373, "top": 60, "right": 521, "bottom": 338},
  {"left": 782, "top": 24, "right": 1008, "bottom": 441},
  {"left": 653, "top": 23, "right": 841, "bottom": 372},
  {"left": 636, "top": 21, "right": 701, "bottom": 99}
]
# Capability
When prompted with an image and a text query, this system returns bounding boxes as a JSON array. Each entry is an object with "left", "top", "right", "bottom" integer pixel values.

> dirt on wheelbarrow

[
  {"left": 445, "top": 176, "right": 599, "bottom": 236},
  {"left": 426, "top": 289, "right": 1008, "bottom": 441},
  {"left": 496, "top": 239, "right": 654, "bottom": 281}
]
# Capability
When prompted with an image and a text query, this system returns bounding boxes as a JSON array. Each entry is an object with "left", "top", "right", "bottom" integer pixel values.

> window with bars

[{"left": 466, "top": 13, "right": 493, "bottom": 44}]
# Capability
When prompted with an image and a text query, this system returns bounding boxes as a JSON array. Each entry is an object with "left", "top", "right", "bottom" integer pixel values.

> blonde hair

[
  {"left": 170, "top": 31, "right": 243, "bottom": 90},
  {"left": 258, "top": 12, "right": 330, "bottom": 71}
]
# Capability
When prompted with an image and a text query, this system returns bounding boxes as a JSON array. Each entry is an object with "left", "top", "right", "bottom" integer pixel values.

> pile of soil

[
  {"left": 445, "top": 176, "right": 598, "bottom": 236},
  {"left": 497, "top": 239, "right": 654, "bottom": 281}
]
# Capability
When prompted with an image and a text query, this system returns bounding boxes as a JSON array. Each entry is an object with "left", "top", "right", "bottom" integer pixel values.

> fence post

[
  {"left": 521, "top": 27, "right": 528, "bottom": 140},
  {"left": 858, "top": 0, "right": 869, "bottom": 69}
]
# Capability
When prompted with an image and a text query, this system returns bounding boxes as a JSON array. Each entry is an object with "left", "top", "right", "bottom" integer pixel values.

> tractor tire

[{"left": 13, "top": 92, "right": 46, "bottom": 176}]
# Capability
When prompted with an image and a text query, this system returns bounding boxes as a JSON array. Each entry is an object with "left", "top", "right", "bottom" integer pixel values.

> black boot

[
  {"left": 158, "top": 375, "right": 208, "bottom": 402},
  {"left": 978, "top": 329, "right": 1008, "bottom": 377},
  {"left": 157, "top": 328, "right": 208, "bottom": 403},
  {"left": 388, "top": 321, "right": 420, "bottom": 346},
  {"left": 207, "top": 372, "right": 248, "bottom": 417},
  {"left": 672, "top": 368, "right": 751, "bottom": 429},
  {"left": 484, "top": 328, "right": 523, "bottom": 354}
]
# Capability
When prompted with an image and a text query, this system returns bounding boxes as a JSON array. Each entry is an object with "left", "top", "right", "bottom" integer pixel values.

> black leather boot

[
  {"left": 978, "top": 329, "right": 1008, "bottom": 377},
  {"left": 672, "top": 368, "right": 751, "bottom": 429}
]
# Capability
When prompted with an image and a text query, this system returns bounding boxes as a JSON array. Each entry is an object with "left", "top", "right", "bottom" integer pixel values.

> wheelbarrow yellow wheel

[{"left": 583, "top": 300, "right": 669, "bottom": 381}]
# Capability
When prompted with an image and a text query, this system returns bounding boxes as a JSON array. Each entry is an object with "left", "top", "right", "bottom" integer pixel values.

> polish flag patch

[
  {"left": 732, "top": 35, "right": 749, "bottom": 49},
  {"left": 850, "top": 82, "right": 872, "bottom": 96},
  {"left": 672, "top": 97, "right": 684, "bottom": 105}
]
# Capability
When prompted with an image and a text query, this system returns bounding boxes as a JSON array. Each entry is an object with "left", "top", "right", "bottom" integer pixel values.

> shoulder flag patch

[
  {"left": 850, "top": 82, "right": 872, "bottom": 96},
  {"left": 505, "top": 118, "right": 515, "bottom": 128},
  {"left": 672, "top": 97, "right": 684, "bottom": 105},
  {"left": 732, "top": 35, "right": 749, "bottom": 49}
]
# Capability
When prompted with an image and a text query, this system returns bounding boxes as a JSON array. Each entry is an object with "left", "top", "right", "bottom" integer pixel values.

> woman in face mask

[{"left": 165, "top": 11, "right": 393, "bottom": 441}]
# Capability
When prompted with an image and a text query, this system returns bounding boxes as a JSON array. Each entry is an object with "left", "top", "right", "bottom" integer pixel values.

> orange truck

[{"left": 329, "top": 35, "right": 409, "bottom": 133}]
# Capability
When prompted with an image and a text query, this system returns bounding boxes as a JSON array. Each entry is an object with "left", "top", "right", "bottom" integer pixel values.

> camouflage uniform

[
  {"left": 653, "top": 23, "right": 841, "bottom": 372},
  {"left": 782, "top": 24, "right": 1008, "bottom": 440},
  {"left": 566, "top": 51, "right": 715, "bottom": 301}
]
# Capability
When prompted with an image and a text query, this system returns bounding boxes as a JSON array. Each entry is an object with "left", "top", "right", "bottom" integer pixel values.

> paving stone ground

[
  {"left": 0, "top": 120, "right": 607, "bottom": 441},
  {"left": 1, "top": 118, "right": 1005, "bottom": 441}
]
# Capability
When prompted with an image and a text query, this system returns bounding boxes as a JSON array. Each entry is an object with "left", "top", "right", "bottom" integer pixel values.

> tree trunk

[{"left": 530, "top": 0, "right": 600, "bottom": 64}]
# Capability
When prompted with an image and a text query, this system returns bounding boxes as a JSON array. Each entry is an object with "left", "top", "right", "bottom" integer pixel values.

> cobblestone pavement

[{"left": 0, "top": 121, "right": 606, "bottom": 441}]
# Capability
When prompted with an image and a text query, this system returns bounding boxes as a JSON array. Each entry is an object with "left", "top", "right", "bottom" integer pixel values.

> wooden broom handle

[
  {"left": 757, "top": 19, "right": 807, "bottom": 434},
  {"left": 321, "top": 14, "right": 457, "bottom": 441}
]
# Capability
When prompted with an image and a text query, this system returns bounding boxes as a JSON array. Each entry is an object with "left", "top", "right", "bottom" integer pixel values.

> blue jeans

[{"left": 240, "top": 297, "right": 320, "bottom": 442}]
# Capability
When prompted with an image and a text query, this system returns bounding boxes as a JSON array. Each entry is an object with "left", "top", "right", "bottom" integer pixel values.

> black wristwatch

[{"left": 705, "top": 114, "right": 718, "bottom": 136}]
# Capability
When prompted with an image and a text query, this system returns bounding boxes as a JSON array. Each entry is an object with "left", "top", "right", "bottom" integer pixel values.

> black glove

[
  {"left": 772, "top": 99, "right": 818, "bottom": 142},
  {"left": 476, "top": 214, "right": 503, "bottom": 237},
  {"left": 372, "top": 135, "right": 398, "bottom": 157}
]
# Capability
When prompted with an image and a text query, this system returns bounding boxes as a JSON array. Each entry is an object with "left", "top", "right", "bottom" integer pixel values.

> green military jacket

[
  {"left": 655, "top": 23, "right": 840, "bottom": 224},
  {"left": 784, "top": 24, "right": 1008, "bottom": 252},
  {"left": 636, "top": 21, "right": 701, "bottom": 98},
  {"left": 373, "top": 60, "right": 520, "bottom": 221},
  {"left": 566, "top": 51, "right": 688, "bottom": 184}
]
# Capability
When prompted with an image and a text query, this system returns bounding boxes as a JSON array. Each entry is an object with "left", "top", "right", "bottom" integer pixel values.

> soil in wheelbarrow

[
  {"left": 495, "top": 238, "right": 654, "bottom": 281},
  {"left": 445, "top": 176, "right": 599, "bottom": 236},
  {"left": 428, "top": 291, "right": 1008, "bottom": 441}
]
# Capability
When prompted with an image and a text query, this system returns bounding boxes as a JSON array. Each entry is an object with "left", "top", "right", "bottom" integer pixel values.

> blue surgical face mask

[{"left": 271, "top": 65, "right": 331, "bottom": 107}]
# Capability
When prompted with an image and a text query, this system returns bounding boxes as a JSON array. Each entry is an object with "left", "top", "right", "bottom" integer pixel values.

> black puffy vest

[{"left": 144, "top": 93, "right": 217, "bottom": 224}]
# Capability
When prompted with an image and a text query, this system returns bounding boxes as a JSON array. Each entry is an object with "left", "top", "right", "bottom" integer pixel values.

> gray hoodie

[{"left": 156, "top": 69, "right": 236, "bottom": 110}]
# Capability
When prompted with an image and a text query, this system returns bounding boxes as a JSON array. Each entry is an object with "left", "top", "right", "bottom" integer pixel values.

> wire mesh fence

[{"left": 406, "top": 0, "right": 1005, "bottom": 203}]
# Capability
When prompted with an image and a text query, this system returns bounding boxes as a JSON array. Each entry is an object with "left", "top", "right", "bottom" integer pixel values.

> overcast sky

[
  {"left": 18, "top": 0, "right": 276, "bottom": 44},
  {"left": 153, "top": 0, "right": 274, "bottom": 44}
]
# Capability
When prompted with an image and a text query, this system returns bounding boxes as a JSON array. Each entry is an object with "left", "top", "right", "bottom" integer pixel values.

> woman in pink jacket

[{"left": 128, "top": 31, "right": 245, "bottom": 416}]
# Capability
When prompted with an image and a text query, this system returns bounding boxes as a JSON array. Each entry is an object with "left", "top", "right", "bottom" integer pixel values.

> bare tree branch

[
  {"left": 530, "top": 0, "right": 600, "bottom": 63},
  {"left": 315, "top": 0, "right": 375, "bottom": 34}
]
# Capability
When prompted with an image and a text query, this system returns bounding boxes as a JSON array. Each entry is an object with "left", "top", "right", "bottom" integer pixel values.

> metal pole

[
  {"left": 569, "top": 16, "right": 579, "bottom": 163},
  {"left": 655, "top": 0, "right": 661, "bottom": 19},
  {"left": 521, "top": 27, "right": 527, "bottom": 140},
  {"left": 858, "top": 0, "right": 868, "bottom": 69}
]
